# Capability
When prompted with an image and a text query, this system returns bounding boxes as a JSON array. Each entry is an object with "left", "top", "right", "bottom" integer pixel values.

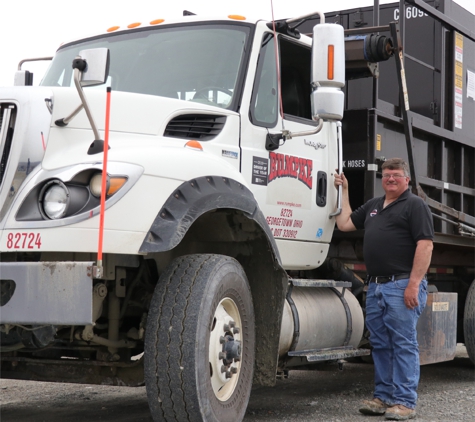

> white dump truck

[{"left": 1, "top": 1, "right": 474, "bottom": 421}]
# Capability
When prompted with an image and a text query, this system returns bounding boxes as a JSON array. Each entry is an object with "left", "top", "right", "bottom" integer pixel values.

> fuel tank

[{"left": 278, "top": 286, "right": 364, "bottom": 357}]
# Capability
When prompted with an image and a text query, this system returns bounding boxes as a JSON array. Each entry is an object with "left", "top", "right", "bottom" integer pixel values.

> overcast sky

[{"left": 1, "top": 0, "right": 473, "bottom": 87}]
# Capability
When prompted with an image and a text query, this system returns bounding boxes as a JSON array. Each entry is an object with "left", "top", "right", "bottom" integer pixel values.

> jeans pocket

[
  {"left": 418, "top": 280, "right": 428, "bottom": 311},
  {"left": 420, "top": 279, "right": 428, "bottom": 292},
  {"left": 394, "top": 278, "right": 410, "bottom": 290}
]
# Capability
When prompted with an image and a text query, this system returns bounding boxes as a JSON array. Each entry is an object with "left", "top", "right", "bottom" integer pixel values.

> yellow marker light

[
  {"left": 185, "top": 140, "right": 203, "bottom": 151},
  {"left": 107, "top": 177, "right": 127, "bottom": 195},
  {"left": 327, "top": 45, "right": 335, "bottom": 80},
  {"left": 107, "top": 26, "right": 120, "bottom": 32},
  {"left": 150, "top": 19, "right": 165, "bottom": 25},
  {"left": 228, "top": 15, "right": 246, "bottom": 21},
  {"left": 128, "top": 22, "right": 141, "bottom": 29}
]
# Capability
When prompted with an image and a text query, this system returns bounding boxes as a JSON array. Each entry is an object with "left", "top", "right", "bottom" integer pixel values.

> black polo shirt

[{"left": 350, "top": 189, "right": 434, "bottom": 276}]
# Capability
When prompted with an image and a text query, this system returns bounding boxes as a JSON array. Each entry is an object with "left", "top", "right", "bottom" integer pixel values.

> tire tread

[
  {"left": 464, "top": 280, "right": 475, "bottom": 365},
  {"left": 146, "top": 254, "right": 224, "bottom": 421}
]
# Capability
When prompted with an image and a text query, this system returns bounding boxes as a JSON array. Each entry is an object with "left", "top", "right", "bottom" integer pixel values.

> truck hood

[
  {"left": 47, "top": 87, "right": 238, "bottom": 136},
  {"left": 0, "top": 86, "right": 241, "bottom": 226}
]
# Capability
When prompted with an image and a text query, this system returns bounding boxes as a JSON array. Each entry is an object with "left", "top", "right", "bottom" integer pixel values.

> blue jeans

[{"left": 365, "top": 278, "right": 428, "bottom": 409}]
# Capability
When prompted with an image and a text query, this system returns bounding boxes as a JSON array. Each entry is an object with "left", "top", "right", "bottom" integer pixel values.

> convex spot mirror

[{"left": 75, "top": 48, "right": 110, "bottom": 87}]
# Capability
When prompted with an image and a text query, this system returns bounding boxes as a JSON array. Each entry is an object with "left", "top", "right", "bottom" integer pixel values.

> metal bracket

[{"left": 92, "top": 265, "right": 104, "bottom": 279}]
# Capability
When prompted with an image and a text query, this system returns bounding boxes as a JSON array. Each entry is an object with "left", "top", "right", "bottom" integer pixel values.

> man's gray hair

[{"left": 381, "top": 158, "right": 410, "bottom": 177}]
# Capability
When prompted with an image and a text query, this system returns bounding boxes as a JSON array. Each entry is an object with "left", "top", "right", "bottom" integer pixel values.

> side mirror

[
  {"left": 74, "top": 48, "right": 110, "bottom": 87},
  {"left": 14, "top": 70, "right": 34, "bottom": 86},
  {"left": 311, "top": 24, "right": 345, "bottom": 121},
  {"left": 14, "top": 56, "right": 53, "bottom": 86},
  {"left": 55, "top": 48, "right": 111, "bottom": 151}
]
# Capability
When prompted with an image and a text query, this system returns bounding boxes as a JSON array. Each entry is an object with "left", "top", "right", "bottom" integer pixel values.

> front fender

[{"left": 140, "top": 175, "right": 280, "bottom": 264}]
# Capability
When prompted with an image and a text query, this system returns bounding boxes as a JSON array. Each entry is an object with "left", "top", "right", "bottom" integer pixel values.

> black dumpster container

[{"left": 300, "top": 0, "right": 475, "bottom": 240}]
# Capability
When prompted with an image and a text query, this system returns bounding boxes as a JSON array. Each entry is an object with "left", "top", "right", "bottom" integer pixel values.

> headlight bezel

[
  {"left": 39, "top": 179, "right": 71, "bottom": 220},
  {"left": 13, "top": 162, "right": 143, "bottom": 227}
]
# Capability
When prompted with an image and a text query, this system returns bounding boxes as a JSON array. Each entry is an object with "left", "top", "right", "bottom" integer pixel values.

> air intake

[{"left": 164, "top": 114, "right": 226, "bottom": 140}]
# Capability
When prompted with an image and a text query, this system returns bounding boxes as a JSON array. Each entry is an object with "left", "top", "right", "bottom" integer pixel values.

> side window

[
  {"left": 250, "top": 34, "right": 278, "bottom": 127},
  {"left": 279, "top": 38, "right": 312, "bottom": 120}
]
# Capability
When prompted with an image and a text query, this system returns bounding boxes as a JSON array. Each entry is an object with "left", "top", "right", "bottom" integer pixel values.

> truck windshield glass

[{"left": 41, "top": 23, "right": 251, "bottom": 110}]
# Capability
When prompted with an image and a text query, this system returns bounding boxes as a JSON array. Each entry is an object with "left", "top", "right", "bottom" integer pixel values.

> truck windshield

[{"left": 41, "top": 23, "right": 251, "bottom": 110}]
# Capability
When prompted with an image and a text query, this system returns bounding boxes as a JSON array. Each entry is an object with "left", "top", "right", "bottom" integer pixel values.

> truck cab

[{"left": 1, "top": 12, "right": 354, "bottom": 422}]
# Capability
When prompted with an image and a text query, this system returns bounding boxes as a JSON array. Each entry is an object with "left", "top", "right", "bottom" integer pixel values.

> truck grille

[
  {"left": 0, "top": 104, "right": 16, "bottom": 189},
  {"left": 164, "top": 114, "right": 226, "bottom": 140}
]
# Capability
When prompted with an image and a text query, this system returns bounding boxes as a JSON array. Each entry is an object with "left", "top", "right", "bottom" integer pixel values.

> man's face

[{"left": 381, "top": 168, "right": 409, "bottom": 197}]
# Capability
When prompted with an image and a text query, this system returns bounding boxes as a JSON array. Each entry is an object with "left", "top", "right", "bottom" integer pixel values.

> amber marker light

[
  {"left": 128, "top": 22, "right": 141, "bottom": 29},
  {"left": 185, "top": 140, "right": 203, "bottom": 151},
  {"left": 327, "top": 45, "right": 335, "bottom": 80},
  {"left": 228, "top": 15, "right": 246, "bottom": 20},
  {"left": 107, "top": 177, "right": 127, "bottom": 195},
  {"left": 150, "top": 19, "right": 165, "bottom": 25},
  {"left": 107, "top": 26, "right": 120, "bottom": 32}
]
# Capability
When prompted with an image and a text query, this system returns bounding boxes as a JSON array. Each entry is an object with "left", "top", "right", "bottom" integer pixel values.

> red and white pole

[{"left": 97, "top": 87, "right": 112, "bottom": 270}]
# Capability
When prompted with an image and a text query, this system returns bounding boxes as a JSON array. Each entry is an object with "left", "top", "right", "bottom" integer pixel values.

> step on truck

[{"left": 1, "top": 1, "right": 474, "bottom": 421}]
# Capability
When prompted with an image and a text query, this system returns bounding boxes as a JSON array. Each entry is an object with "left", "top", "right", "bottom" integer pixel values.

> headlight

[
  {"left": 16, "top": 163, "right": 138, "bottom": 224},
  {"left": 89, "top": 172, "right": 107, "bottom": 197},
  {"left": 39, "top": 180, "right": 70, "bottom": 219}
]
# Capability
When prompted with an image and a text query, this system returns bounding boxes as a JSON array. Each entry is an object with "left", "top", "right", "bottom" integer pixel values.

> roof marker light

[
  {"left": 128, "top": 22, "right": 141, "bottom": 29},
  {"left": 107, "top": 26, "right": 120, "bottom": 32},
  {"left": 228, "top": 15, "right": 246, "bottom": 21},
  {"left": 150, "top": 19, "right": 165, "bottom": 25},
  {"left": 185, "top": 140, "right": 203, "bottom": 151}
]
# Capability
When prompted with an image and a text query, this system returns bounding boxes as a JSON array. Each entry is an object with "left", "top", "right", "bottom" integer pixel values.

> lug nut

[
  {"left": 219, "top": 352, "right": 226, "bottom": 360},
  {"left": 230, "top": 367, "right": 238, "bottom": 374},
  {"left": 221, "top": 365, "right": 227, "bottom": 373},
  {"left": 219, "top": 336, "right": 226, "bottom": 344},
  {"left": 234, "top": 356, "right": 241, "bottom": 362},
  {"left": 229, "top": 321, "right": 235, "bottom": 328},
  {"left": 225, "top": 371, "right": 232, "bottom": 379},
  {"left": 233, "top": 327, "right": 240, "bottom": 334},
  {"left": 223, "top": 324, "right": 230, "bottom": 332}
]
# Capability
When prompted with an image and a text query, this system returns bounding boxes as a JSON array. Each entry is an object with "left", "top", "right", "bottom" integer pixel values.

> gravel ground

[
  {"left": 245, "top": 345, "right": 474, "bottom": 422},
  {"left": 0, "top": 346, "right": 473, "bottom": 422}
]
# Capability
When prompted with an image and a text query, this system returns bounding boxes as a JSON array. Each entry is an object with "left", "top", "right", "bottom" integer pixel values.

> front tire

[
  {"left": 145, "top": 254, "right": 255, "bottom": 422},
  {"left": 464, "top": 279, "right": 475, "bottom": 364}
]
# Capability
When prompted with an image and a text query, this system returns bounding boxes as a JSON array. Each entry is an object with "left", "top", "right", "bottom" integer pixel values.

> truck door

[{"left": 240, "top": 32, "right": 338, "bottom": 269}]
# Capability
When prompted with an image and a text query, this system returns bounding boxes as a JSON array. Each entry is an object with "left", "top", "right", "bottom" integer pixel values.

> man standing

[{"left": 333, "top": 158, "right": 434, "bottom": 421}]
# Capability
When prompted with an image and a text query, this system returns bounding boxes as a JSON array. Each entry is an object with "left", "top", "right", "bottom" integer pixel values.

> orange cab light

[
  {"left": 150, "top": 19, "right": 165, "bottom": 25},
  {"left": 107, "top": 26, "right": 120, "bottom": 32},
  {"left": 128, "top": 22, "right": 141, "bottom": 29},
  {"left": 107, "top": 177, "right": 127, "bottom": 196},
  {"left": 228, "top": 15, "right": 246, "bottom": 21},
  {"left": 327, "top": 45, "right": 335, "bottom": 80},
  {"left": 185, "top": 140, "right": 203, "bottom": 151}
]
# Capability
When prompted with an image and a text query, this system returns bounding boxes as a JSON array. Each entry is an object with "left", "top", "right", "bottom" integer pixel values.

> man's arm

[
  {"left": 334, "top": 171, "right": 357, "bottom": 232},
  {"left": 404, "top": 239, "right": 433, "bottom": 309}
]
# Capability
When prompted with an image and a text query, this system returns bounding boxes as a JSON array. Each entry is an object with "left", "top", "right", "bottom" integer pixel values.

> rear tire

[
  {"left": 145, "top": 254, "right": 255, "bottom": 422},
  {"left": 464, "top": 279, "right": 475, "bottom": 365}
]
